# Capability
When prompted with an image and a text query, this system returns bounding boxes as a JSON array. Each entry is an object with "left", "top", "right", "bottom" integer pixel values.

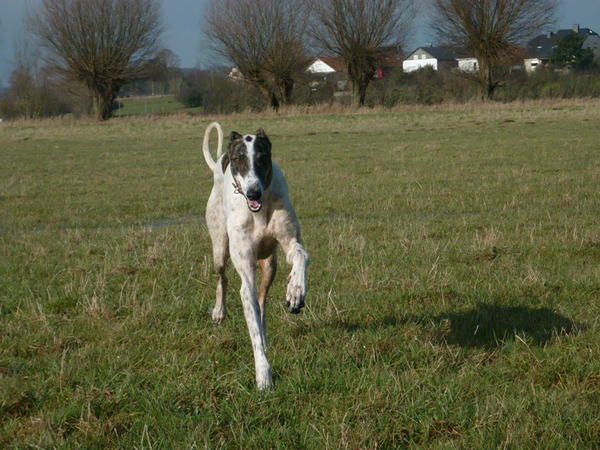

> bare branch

[
  {"left": 204, "top": 0, "right": 308, "bottom": 109},
  {"left": 307, "top": 0, "right": 415, "bottom": 106},
  {"left": 29, "top": 0, "right": 163, "bottom": 120},
  {"left": 431, "top": 0, "right": 558, "bottom": 99}
]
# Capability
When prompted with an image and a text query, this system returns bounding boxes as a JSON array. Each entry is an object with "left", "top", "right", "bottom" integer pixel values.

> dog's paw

[
  {"left": 210, "top": 306, "right": 226, "bottom": 325},
  {"left": 256, "top": 367, "right": 273, "bottom": 391},
  {"left": 284, "top": 273, "right": 305, "bottom": 314}
]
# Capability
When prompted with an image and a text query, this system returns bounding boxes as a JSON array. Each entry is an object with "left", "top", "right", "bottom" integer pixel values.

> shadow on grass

[
  {"left": 330, "top": 302, "right": 583, "bottom": 349},
  {"left": 431, "top": 303, "right": 582, "bottom": 348}
]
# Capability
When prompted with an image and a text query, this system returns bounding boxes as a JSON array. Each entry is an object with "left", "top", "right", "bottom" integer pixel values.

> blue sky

[{"left": 1, "top": 0, "right": 599, "bottom": 86}]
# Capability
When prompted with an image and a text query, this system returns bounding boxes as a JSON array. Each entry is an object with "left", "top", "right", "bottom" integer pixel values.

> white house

[
  {"left": 228, "top": 67, "right": 244, "bottom": 82},
  {"left": 457, "top": 57, "right": 479, "bottom": 72},
  {"left": 583, "top": 34, "right": 600, "bottom": 58},
  {"left": 306, "top": 57, "right": 346, "bottom": 75},
  {"left": 403, "top": 46, "right": 459, "bottom": 72}
]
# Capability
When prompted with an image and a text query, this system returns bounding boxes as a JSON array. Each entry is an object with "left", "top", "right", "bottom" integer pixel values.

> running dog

[{"left": 202, "top": 122, "right": 309, "bottom": 390}]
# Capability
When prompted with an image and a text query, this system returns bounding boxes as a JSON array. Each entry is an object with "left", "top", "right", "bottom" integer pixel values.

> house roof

[
  {"left": 314, "top": 56, "right": 346, "bottom": 72},
  {"left": 526, "top": 25, "right": 599, "bottom": 59},
  {"left": 309, "top": 48, "right": 404, "bottom": 72},
  {"left": 377, "top": 46, "right": 405, "bottom": 68},
  {"left": 405, "top": 46, "right": 462, "bottom": 61}
]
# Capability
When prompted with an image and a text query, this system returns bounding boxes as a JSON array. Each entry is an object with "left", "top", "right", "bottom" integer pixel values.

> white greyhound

[{"left": 202, "top": 122, "right": 309, "bottom": 390}]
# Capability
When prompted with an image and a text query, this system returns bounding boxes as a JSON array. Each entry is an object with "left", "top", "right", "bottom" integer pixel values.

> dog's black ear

[
  {"left": 228, "top": 131, "right": 242, "bottom": 152},
  {"left": 256, "top": 128, "right": 268, "bottom": 139}
]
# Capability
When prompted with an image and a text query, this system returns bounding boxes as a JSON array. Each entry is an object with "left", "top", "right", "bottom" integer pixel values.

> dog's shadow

[
  {"left": 332, "top": 302, "right": 583, "bottom": 349},
  {"left": 430, "top": 302, "right": 582, "bottom": 348}
]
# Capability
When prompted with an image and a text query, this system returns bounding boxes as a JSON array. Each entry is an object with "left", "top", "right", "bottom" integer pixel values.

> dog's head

[{"left": 225, "top": 128, "right": 273, "bottom": 213}]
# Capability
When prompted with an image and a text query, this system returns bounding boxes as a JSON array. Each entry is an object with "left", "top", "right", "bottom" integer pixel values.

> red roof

[{"left": 312, "top": 48, "right": 404, "bottom": 72}]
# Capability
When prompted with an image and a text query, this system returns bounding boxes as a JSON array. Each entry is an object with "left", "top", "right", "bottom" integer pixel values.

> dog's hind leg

[
  {"left": 210, "top": 239, "right": 229, "bottom": 324},
  {"left": 206, "top": 188, "right": 229, "bottom": 325},
  {"left": 258, "top": 251, "right": 277, "bottom": 330}
]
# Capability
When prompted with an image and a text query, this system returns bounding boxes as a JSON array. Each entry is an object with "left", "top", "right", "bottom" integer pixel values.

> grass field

[
  {"left": 1, "top": 101, "right": 599, "bottom": 447},
  {"left": 113, "top": 95, "right": 194, "bottom": 117}
]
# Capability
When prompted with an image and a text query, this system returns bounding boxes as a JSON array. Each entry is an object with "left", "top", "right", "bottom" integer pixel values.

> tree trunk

[
  {"left": 484, "top": 68, "right": 494, "bottom": 101},
  {"left": 257, "top": 83, "right": 280, "bottom": 111},
  {"left": 91, "top": 85, "right": 117, "bottom": 120},
  {"left": 485, "top": 82, "right": 496, "bottom": 101},
  {"left": 283, "top": 79, "right": 294, "bottom": 104},
  {"left": 354, "top": 81, "right": 369, "bottom": 107},
  {"left": 480, "top": 62, "right": 497, "bottom": 101},
  {"left": 270, "top": 92, "right": 280, "bottom": 110},
  {"left": 276, "top": 76, "right": 294, "bottom": 105},
  {"left": 249, "top": 76, "right": 280, "bottom": 111},
  {"left": 348, "top": 60, "right": 373, "bottom": 107}
]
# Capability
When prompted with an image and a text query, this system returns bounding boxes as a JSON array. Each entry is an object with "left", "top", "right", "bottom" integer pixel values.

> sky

[{"left": 1, "top": 0, "right": 600, "bottom": 86}]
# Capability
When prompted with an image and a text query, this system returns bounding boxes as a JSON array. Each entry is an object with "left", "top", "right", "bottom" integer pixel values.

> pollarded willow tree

[
  {"left": 30, "top": 0, "right": 163, "bottom": 120},
  {"left": 431, "top": 0, "right": 558, "bottom": 100},
  {"left": 308, "top": 0, "right": 415, "bottom": 107},
  {"left": 204, "top": 0, "right": 309, "bottom": 110}
]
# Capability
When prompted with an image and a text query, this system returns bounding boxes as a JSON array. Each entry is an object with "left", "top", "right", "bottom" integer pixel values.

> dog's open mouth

[{"left": 247, "top": 199, "right": 262, "bottom": 212}]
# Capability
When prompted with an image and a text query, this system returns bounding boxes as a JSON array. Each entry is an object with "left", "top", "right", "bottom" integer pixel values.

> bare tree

[
  {"left": 431, "top": 0, "right": 557, "bottom": 100},
  {"left": 308, "top": 0, "right": 415, "bottom": 107},
  {"left": 263, "top": 3, "right": 310, "bottom": 106},
  {"left": 204, "top": 0, "right": 308, "bottom": 110},
  {"left": 30, "top": 0, "right": 163, "bottom": 120}
]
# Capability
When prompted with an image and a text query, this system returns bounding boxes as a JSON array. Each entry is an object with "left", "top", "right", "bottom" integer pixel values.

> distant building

[
  {"left": 402, "top": 46, "right": 460, "bottom": 72},
  {"left": 228, "top": 67, "right": 244, "bottom": 82},
  {"left": 306, "top": 47, "right": 404, "bottom": 92},
  {"left": 307, "top": 47, "right": 404, "bottom": 78},
  {"left": 583, "top": 34, "right": 600, "bottom": 59},
  {"left": 373, "top": 45, "right": 405, "bottom": 78},
  {"left": 306, "top": 56, "right": 346, "bottom": 75},
  {"left": 306, "top": 56, "right": 348, "bottom": 91},
  {"left": 457, "top": 57, "right": 479, "bottom": 73},
  {"left": 525, "top": 24, "right": 600, "bottom": 72}
]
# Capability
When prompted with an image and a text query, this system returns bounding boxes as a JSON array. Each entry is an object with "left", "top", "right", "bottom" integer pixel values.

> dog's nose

[{"left": 246, "top": 187, "right": 262, "bottom": 201}]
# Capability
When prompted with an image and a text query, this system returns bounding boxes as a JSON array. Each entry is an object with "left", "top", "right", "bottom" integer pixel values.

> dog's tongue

[{"left": 248, "top": 199, "right": 261, "bottom": 211}]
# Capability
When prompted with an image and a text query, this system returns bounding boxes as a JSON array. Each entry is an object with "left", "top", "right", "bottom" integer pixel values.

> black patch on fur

[
  {"left": 253, "top": 130, "right": 272, "bottom": 189},
  {"left": 221, "top": 153, "right": 230, "bottom": 172},
  {"left": 228, "top": 132, "right": 249, "bottom": 177},
  {"left": 226, "top": 129, "right": 272, "bottom": 190}
]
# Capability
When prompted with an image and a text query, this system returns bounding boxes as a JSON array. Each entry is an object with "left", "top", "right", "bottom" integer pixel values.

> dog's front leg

[
  {"left": 281, "top": 237, "right": 309, "bottom": 314},
  {"left": 230, "top": 245, "right": 272, "bottom": 390}
]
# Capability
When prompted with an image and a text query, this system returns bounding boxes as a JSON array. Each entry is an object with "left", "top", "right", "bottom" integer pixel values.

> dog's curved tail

[{"left": 203, "top": 121, "right": 224, "bottom": 172}]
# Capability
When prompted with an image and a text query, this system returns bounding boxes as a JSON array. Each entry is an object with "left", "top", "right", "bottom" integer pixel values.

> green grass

[
  {"left": 1, "top": 101, "right": 599, "bottom": 447},
  {"left": 112, "top": 95, "right": 194, "bottom": 117}
]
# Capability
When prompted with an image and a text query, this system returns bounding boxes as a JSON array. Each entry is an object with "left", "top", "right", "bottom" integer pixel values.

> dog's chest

[{"left": 228, "top": 206, "right": 272, "bottom": 238}]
